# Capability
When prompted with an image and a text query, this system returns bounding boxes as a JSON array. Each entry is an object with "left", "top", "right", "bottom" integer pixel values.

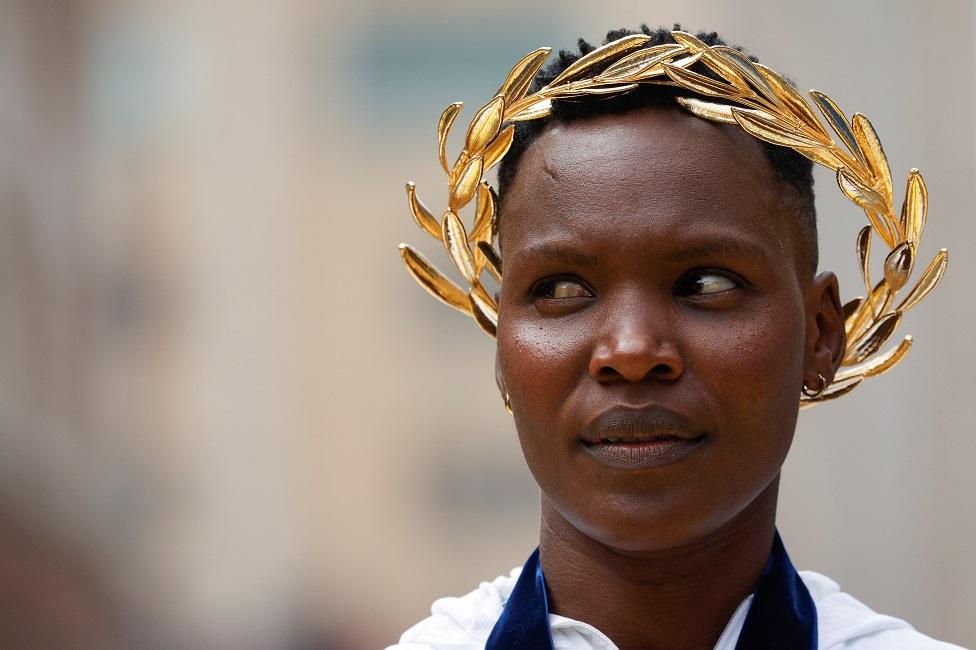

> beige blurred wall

[{"left": 0, "top": 0, "right": 973, "bottom": 648}]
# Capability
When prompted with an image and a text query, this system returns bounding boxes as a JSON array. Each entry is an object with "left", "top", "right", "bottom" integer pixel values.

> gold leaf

[
  {"left": 548, "top": 34, "right": 651, "bottom": 87},
  {"left": 476, "top": 241, "right": 502, "bottom": 282},
  {"left": 675, "top": 97, "right": 736, "bottom": 124},
  {"left": 398, "top": 243, "right": 472, "bottom": 315},
  {"left": 438, "top": 102, "right": 463, "bottom": 175},
  {"left": 846, "top": 311, "right": 901, "bottom": 364},
  {"left": 664, "top": 62, "right": 741, "bottom": 98},
  {"left": 794, "top": 146, "right": 843, "bottom": 171},
  {"left": 465, "top": 96, "right": 504, "bottom": 154},
  {"left": 810, "top": 91, "right": 864, "bottom": 165},
  {"left": 847, "top": 279, "right": 890, "bottom": 340},
  {"left": 449, "top": 156, "right": 484, "bottom": 212},
  {"left": 669, "top": 30, "right": 709, "bottom": 54},
  {"left": 862, "top": 208, "right": 896, "bottom": 250},
  {"left": 482, "top": 125, "right": 515, "bottom": 172},
  {"left": 834, "top": 336, "right": 912, "bottom": 382},
  {"left": 842, "top": 297, "right": 863, "bottom": 323},
  {"left": 630, "top": 52, "right": 702, "bottom": 81},
  {"left": 468, "top": 286, "right": 498, "bottom": 337},
  {"left": 712, "top": 47, "right": 776, "bottom": 103},
  {"left": 441, "top": 210, "right": 477, "bottom": 282},
  {"left": 470, "top": 182, "right": 496, "bottom": 244},
  {"left": 901, "top": 169, "right": 927, "bottom": 246},
  {"left": 508, "top": 98, "right": 552, "bottom": 122},
  {"left": 897, "top": 248, "right": 948, "bottom": 313},
  {"left": 851, "top": 113, "right": 893, "bottom": 206},
  {"left": 731, "top": 107, "right": 825, "bottom": 149},
  {"left": 405, "top": 182, "right": 440, "bottom": 239},
  {"left": 497, "top": 47, "right": 551, "bottom": 104},
  {"left": 555, "top": 82, "right": 638, "bottom": 97},
  {"left": 836, "top": 168, "right": 887, "bottom": 215},
  {"left": 856, "top": 225, "right": 872, "bottom": 296},
  {"left": 598, "top": 44, "right": 683, "bottom": 80},
  {"left": 883, "top": 242, "right": 914, "bottom": 292},
  {"left": 754, "top": 63, "right": 828, "bottom": 141}
]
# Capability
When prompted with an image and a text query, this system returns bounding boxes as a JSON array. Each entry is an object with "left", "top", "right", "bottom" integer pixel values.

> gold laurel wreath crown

[{"left": 398, "top": 31, "right": 948, "bottom": 407}]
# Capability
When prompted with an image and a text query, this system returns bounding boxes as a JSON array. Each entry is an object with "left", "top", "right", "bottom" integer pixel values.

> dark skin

[{"left": 494, "top": 106, "right": 847, "bottom": 650}]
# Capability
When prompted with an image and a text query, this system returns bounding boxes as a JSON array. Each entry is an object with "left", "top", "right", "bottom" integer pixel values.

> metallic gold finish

[{"left": 398, "top": 29, "right": 949, "bottom": 407}]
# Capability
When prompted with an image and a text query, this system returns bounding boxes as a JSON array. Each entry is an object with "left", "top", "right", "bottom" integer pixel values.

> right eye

[{"left": 533, "top": 278, "right": 593, "bottom": 300}]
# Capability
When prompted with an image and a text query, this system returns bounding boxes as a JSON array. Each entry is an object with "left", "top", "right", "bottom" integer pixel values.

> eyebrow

[
  {"left": 665, "top": 239, "right": 769, "bottom": 263},
  {"left": 518, "top": 238, "right": 769, "bottom": 267},
  {"left": 519, "top": 243, "right": 600, "bottom": 267}
]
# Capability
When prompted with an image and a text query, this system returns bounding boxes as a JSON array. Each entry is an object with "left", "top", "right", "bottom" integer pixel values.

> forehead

[{"left": 499, "top": 106, "right": 795, "bottom": 263}]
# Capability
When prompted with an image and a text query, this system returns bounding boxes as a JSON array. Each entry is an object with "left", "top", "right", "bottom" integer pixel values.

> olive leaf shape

[
  {"left": 555, "top": 83, "right": 639, "bottom": 98},
  {"left": 598, "top": 44, "right": 683, "bottom": 80},
  {"left": 406, "top": 182, "right": 441, "bottom": 239},
  {"left": 449, "top": 156, "right": 483, "bottom": 212},
  {"left": 497, "top": 47, "right": 551, "bottom": 103},
  {"left": 482, "top": 125, "right": 515, "bottom": 172},
  {"left": 441, "top": 210, "right": 477, "bottom": 282},
  {"left": 468, "top": 282, "right": 498, "bottom": 337},
  {"left": 437, "top": 102, "right": 463, "bottom": 174},
  {"left": 663, "top": 62, "right": 742, "bottom": 98},
  {"left": 547, "top": 34, "right": 650, "bottom": 87},
  {"left": 507, "top": 98, "right": 552, "bottom": 122},
  {"left": 856, "top": 225, "right": 872, "bottom": 296},
  {"left": 834, "top": 336, "right": 912, "bottom": 382},
  {"left": 901, "top": 169, "right": 927, "bottom": 246},
  {"left": 712, "top": 47, "right": 777, "bottom": 102},
  {"left": 470, "top": 182, "right": 496, "bottom": 244},
  {"left": 851, "top": 113, "right": 893, "bottom": 206},
  {"left": 476, "top": 241, "right": 502, "bottom": 282},
  {"left": 810, "top": 91, "right": 865, "bottom": 167},
  {"left": 897, "top": 249, "right": 948, "bottom": 313},
  {"left": 836, "top": 168, "right": 888, "bottom": 219},
  {"left": 842, "top": 297, "right": 864, "bottom": 323},
  {"left": 669, "top": 30, "right": 709, "bottom": 54},
  {"left": 675, "top": 97, "right": 736, "bottom": 124},
  {"left": 399, "top": 244, "right": 472, "bottom": 315},
  {"left": 753, "top": 64, "right": 828, "bottom": 141},
  {"left": 846, "top": 312, "right": 902, "bottom": 364},
  {"left": 464, "top": 96, "right": 504, "bottom": 154},
  {"left": 731, "top": 107, "right": 825, "bottom": 149}
]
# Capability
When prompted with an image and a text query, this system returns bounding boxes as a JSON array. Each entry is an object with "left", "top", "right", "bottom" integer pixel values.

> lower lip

[{"left": 582, "top": 436, "right": 705, "bottom": 470}]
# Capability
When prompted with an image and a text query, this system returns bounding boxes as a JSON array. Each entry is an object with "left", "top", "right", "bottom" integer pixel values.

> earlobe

[
  {"left": 806, "top": 271, "right": 847, "bottom": 385},
  {"left": 495, "top": 352, "right": 512, "bottom": 414}
]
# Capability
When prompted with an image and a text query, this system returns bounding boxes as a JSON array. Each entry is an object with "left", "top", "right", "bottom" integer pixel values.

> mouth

[{"left": 580, "top": 407, "right": 708, "bottom": 470}]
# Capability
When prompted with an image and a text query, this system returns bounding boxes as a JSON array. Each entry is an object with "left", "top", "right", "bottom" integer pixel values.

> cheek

[{"left": 496, "top": 314, "right": 590, "bottom": 468}]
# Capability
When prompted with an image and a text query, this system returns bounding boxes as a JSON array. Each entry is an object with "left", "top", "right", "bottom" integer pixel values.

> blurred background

[{"left": 0, "top": 0, "right": 973, "bottom": 648}]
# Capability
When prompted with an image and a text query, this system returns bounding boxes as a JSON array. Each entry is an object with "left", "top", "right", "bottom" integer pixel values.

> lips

[{"left": 580, "top": 406, "right": 707, "bottom": 469}]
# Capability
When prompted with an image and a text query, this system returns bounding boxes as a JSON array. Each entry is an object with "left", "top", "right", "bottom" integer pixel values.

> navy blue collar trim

[{"left": 485, "top": 530, "right": 817, "bottom": 650}]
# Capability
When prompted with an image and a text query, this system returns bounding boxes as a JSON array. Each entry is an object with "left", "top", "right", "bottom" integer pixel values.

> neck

[{"left": 538, "top": 477, "right": 779, "bottom": 650}]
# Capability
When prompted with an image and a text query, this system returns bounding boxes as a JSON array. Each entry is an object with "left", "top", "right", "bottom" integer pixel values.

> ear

[
  {"left": 804, "top": 271, "right": 847, "bottom": 385},
  {"left": 495, "top": 349, "right": 507, "bottom": 396}
]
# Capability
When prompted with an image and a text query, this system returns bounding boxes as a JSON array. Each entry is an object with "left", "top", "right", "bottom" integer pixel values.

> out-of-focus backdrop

[{"left": 1, "top": 0, "right": 973, "bottom": 648}]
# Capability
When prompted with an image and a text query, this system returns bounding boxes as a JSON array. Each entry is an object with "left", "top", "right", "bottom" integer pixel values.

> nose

[{"left": 588, "top": 304, "right": 684, "bottom": 384}]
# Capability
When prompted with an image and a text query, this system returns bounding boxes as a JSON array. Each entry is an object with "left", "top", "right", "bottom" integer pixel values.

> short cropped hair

[{"left": 497, "top": 24, "right": 819, "bottom": 274}]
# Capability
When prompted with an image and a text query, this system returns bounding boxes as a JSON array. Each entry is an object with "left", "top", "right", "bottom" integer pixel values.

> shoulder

[
  {"left": 800, "top": 570, "right": 967, "bottom": 649},
  {"left": 384, "top": 566, "right": 520, "bottom": 650}
]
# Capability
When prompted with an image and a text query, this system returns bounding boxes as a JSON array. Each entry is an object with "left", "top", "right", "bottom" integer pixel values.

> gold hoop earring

[
  {"left": 802, "top": 373, "right": 828, "bottom": 399},
  {"left": 503, "top": 392, "right": 512, "bottom": 415}
]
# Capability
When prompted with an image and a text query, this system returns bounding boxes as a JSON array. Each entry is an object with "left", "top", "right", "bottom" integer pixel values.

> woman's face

[{"left": 496, "top": 106, "right": 842, "bottom": 552}]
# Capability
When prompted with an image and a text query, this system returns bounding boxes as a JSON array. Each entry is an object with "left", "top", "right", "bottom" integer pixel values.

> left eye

[{"left": 679, "top": 272, "right": 738, "bottom": 296}]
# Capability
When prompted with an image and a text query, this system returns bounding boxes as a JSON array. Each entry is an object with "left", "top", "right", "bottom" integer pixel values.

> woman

[{"left": 391, "top": 25, "right": 960, "bottom": 650}]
